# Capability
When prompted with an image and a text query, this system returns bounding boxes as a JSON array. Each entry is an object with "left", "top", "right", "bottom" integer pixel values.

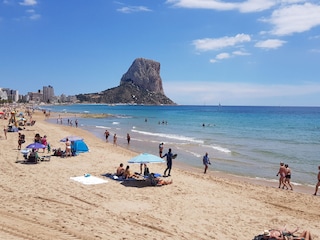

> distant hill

[{"left": 76, "top": 58, "right": 176, "bottom": 105}]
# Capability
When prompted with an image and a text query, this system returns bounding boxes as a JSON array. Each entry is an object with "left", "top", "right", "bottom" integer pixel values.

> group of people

[
  {"left": 277, "top": 162, "right": 320, "bottom": 196},
  {"left": 104, "top": 130, "right": 131, "bottom": 146},
  {"left": 115, "top": 163, "right": 172, "bottom": 185},
  {"left": 258, "top": 226, "right": 313, "bottom": 240},
  {"left": 277, "top": 162, "right": 293, "bottom": 191}
]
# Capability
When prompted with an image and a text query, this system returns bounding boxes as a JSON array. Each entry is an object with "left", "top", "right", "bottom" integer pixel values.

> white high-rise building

[{"left": 43, "top": 85, "right": 54, "bottom": 103}]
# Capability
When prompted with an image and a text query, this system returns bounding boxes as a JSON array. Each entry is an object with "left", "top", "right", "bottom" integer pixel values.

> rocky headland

[{"left": 76, "top": 58, "right": 176, "bottom": 105}]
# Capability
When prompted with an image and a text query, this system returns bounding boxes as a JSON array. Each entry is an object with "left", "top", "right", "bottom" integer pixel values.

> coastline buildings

[{"left": 0, "top": 85, "right": 77, "bottom": 104}]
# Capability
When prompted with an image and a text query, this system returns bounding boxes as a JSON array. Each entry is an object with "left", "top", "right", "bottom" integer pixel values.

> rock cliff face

[
  {"left": 76, "top": 58, "right": 175, "bottom": 105},
  {"left": 120, "top": 58, "right": 164, "bottom": 95}
]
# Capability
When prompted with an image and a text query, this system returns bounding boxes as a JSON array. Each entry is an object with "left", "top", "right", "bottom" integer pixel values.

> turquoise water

[{"left": 44, "top": 104, "right": 320, "bottom": 186}]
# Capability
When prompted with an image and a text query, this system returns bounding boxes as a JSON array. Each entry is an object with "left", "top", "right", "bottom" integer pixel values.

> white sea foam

[
  {"left": 185, "top": 150, "right": 202, "bottom": 158},
  {"left": 112, "top": 122, "right": 120, "bottom": 125},
  {"left": 204, "top": 144, "right": 231, "bottom": 154},
  {"left": 95, "top": 125, "right": 109, "bottom": 129},
  {"left": 116, "top": 115, "right": 132, "bottom": 119},
  {"left": 131, "top": 129, "right": 203, "bottom": 144}
]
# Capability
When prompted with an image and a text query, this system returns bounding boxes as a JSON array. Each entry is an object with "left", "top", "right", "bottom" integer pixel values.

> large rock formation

[
  {"left": 76, "top": 58, "right": 175, "bottom": 105},
  {"left": 120, "top": 58, "right": 164, "bottom": 95}
]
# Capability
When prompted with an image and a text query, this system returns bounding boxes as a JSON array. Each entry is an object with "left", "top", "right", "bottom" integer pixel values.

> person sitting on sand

[
  {"left": 123, "top": 165, "right": 139, "bottom": 179},
  {"left": 28, "top": 148, "right": 40, "bottom": 163},
  {"left": 149, "top": 173, "right": 173, "bottom": 186},
  {"left": 116, "top": 163, "right": 125, "bottom": 177},
  {"left": 156, "top": 178, "right": 173, "bottom": 185},
  {"left": 261, "top": 227, "right": 312, "bottom": 240}
]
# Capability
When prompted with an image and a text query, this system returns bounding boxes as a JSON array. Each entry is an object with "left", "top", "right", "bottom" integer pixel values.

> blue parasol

[
  {"left": 128, "top": 153, "right": 165, "bottom": 164},
  {"left": 26, "top": 142, "right": 46, "bottom": 149}
]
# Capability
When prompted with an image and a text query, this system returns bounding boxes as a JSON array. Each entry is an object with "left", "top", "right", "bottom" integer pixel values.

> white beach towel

[{"left": 70, "top": 175, "right": 108, "bottom": 185}]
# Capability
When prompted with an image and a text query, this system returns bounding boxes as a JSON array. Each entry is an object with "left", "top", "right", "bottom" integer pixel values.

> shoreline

[
  {"left": 48, "top": 111, "right": 317, "bottom": 196},
  {"left": 1, "top": 109, "right": 319, "bottom": 239}
]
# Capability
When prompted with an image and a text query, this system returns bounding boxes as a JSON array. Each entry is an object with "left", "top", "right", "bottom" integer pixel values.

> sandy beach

[{"left": 0, "top": 110, "right": 319, "bottom": 240}]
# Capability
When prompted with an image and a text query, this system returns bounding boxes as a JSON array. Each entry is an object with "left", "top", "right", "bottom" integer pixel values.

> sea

[{"left": 43, "top": 104, "right": 320, "bottom": 187}]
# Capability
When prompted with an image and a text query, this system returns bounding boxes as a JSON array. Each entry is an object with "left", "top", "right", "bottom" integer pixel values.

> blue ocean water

[{"left": 45, "top": 104, "right": 320, "bottom": 186}]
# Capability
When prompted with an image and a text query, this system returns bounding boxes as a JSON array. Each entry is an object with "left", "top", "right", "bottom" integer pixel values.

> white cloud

[
  {"left": 238, "top": 0, "right": 277, "bottom": 13},
  {"left": 164, "top": 81, "right": 320, "bottom": 105},
  {"left": 266, "top": 3, "right": 320, "bottom": 36},
  {"left": 232, "top": 50, "right": 250, "bottom": 56},
  {"left": 209, "top": 49, "right": 250, "bottom": 63},
  {"left": 209, "top": 59, "right": 218, "bottom": 63},
  {"left": 166, "top": 0, "right": 237, "bottom": 11},
  {"left": 216, "top": 52, "right": 231, "bottom": 59},
  {"left": 193, "top": 34, "right": 251, "bottom": 51},
  {"left": 166, "top": 0, "right": 278, "bottom": 13},
  {"left": 26, "top": 9, "right": 40, "bottom": 20},
  {"left": 19, "top": 0, "right": 37, "bottom": 6},
  {"left": 254, "top": 39, "right": 286, "bottom": 49},
  {"left": 117, "top": 6, "right": 152, "bottom": 13}
]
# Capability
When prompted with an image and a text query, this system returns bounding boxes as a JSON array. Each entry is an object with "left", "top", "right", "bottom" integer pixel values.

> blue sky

[{"left": 1, "top": 0, "right": 320, "bottom": 106}]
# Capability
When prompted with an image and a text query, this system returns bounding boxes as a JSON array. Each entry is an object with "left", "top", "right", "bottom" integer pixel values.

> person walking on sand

[
  {"left": 17, "top": 132, "right": 23, "bottom": 150},
  {"left": 314, "top": 165, "right": 320, "bottom": 196},
  {"left": 3, "top": 126, "right": 7, "bottom": 140},
  {"left": 277, "top": 162, "right": 287, "bottom": 189},
  {"left": 203, "top": 152, "right": 211, "bottom": 174},
  {"left": 284, "top": 164, "right": 293, "bottom": 190},
  {"left": 162, "top": 148, "right": 174, "bottom": 177}
]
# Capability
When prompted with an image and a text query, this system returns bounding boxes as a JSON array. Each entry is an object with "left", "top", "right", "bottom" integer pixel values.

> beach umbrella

[
  {"left": 128, "top": 153, "right": 165, "bottom": 164},
  {"left": 26, "top": 142, "right": 46, "bottom": 149},
  {"left": 60, "top": 136, "right": 83, "bottom": 142}
]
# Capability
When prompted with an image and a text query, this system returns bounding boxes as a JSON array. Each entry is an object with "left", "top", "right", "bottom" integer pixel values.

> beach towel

[{"left": 70, "top": 175, "right": 108, "bottom": 185}]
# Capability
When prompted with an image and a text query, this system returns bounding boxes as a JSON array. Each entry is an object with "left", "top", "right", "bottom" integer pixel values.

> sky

[{"left": 0, "top": 0, "right": 320, "bottom": 106}]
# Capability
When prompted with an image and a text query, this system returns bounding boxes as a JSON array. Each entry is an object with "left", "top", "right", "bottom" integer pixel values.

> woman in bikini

[{"left": 65, "top": 138, "right": 72, "bottom": 157}]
